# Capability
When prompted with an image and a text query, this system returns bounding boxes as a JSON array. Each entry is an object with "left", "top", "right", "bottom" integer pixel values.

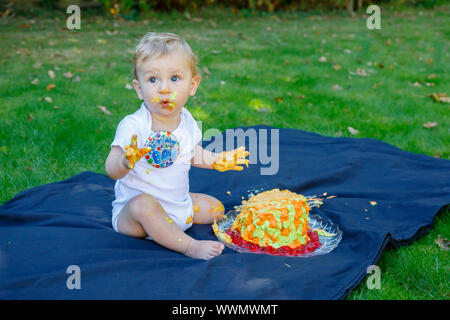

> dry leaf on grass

[
  {"left": 202, "top": 66, "right": 211, "bottom": 75},
  {"left": 274, "top": 97, "right": 283, "bottom": 103},
  {"left": 31, "top": 78, "right": 39, "bottom": 85},
  {"left": 48, "top": 70, "right": 56, "bottom": 79},
  {"left": 63, "top": 72, "right": 74, "bottom": 79},
  {"left": 347, "top": 126, "right": 359, "bottom": 135},
  {"left": 435, "top": 235, "right": 449, "bottom": 251},
  {"left": 44, "top": 97, "right": 53, "bottom": 103},
  {"left": 429, "top": 93, "right": 449, "bottom": 103},
  {"left": 46, "top": 84, "right": 56, "bottom": 91},
  {"left": 97, "top": 105, "right": 112, "bottom": 115},
  {"left": 423, "top": 121, "right": 438, "bottom": 129},
  {"left": 349, "top": 68, "right": 370, "bottom": 77},
  {"left": 372, "top": 82, "right": 383, "bottom": 88},
  {"left": 318, "top": 56, "right": 327, "bottom": 63},
  {"left": 332, "top": 84, "right": 342, "bottom": 90}
]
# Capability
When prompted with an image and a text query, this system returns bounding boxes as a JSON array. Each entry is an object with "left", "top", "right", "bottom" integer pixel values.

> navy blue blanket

[{"left": 0, "top": 125, "right": 448, "bottom": 299}]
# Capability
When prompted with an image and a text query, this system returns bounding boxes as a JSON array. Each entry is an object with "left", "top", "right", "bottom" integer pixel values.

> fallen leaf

[
  {"left": 53, "top": 105, "right": 61, "bottom": 109},
  {"left": 31, "top": 78, "right": 39, "bottom": 85},
  {"left": 427, "top": 74, "right": 437, "bottom": 79},
  {"left": 429, "top": 93, "right": 449, "bottom": 103},
  {"left": 332, "top": 84, "right": 342, "bottom": 90},
  {"left": 435, "top": 235, "right": 449, "bottom": 251},
  {"left": 425, "top": 82, "right": 435, "bottom": 87},
  {"left": 44, "top": 97, "right": 53, "bottom": 103},
  {"left": 372, "top": 82, "right": 383, "bottom": 88},
  {"left": 125, "top": 83, "right": 133, "bottom": 90},
  {"left": 97, "top": 105, "right": 112, "bottom": 115},
  {"left": 220, "top": 80, "right": 226, "bottom": 86},
  {"left": 412, "top": 81, "right": 422, "bottom": 87},
  {"left": 46, "top": 84, "right": 56, "bottom": 91},
  {"left": 349, "top": 68, "right": 370, "bottom": 76},
  {"left": 63, "top": 72, "right": 74, "bottom": 78},
  {"left": 332, "top": 64, "right": 342, "bottom": 70},
  {"left": 385, "top": 39, "right": 392, "bottom": 45},
  {"left": 297, "top": 94, "right": 305, "bottom": 100},
  {"left": 347, "top": 126, "right": 359, "bottom": 135},
  {"left": 274, "top": 96, "right": 283, "bottom": 103},
  {"left": 54, "top": 65, "right": 60, "bottom": 71},
  {"left": 318, "top": 56, "right": 327, "bottom": 63},
  {"left": 202, "top": 66, "right": 211, "bottom": 75},
  {"left": 48, "top": 70, "right": 56, "bottom": 79},
  {"left": 423, "top": 122, "right": 438, "bottom": 129}
]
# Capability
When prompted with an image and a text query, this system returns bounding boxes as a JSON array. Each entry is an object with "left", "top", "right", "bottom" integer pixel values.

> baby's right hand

[{"left": 124, "top": 134, "right": 152, "bottom": 169}]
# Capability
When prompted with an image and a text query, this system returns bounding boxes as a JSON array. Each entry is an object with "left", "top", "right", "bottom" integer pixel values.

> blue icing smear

[{"left": 144, "top": 130, "right": 180, "bottom": 168}]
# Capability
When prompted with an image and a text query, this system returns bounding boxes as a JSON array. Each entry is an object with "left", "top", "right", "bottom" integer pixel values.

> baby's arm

[
  {"left": 191, "top": 144, "right": 217, "bottom": 169},
  {"left": 105, "top": 146, "right": 130, "bottom": 180},
  {"left": 105, "top": 134, "right": 151, "bottom": 180}
]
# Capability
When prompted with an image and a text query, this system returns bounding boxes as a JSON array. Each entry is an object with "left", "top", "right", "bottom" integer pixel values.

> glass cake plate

[{"left": 214, "top": 209, "right": 342, "bottom": 257}]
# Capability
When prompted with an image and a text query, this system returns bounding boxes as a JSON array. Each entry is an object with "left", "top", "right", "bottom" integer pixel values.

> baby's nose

[{"left": 158, "top": 81, "right": 171, "bottom": 94}]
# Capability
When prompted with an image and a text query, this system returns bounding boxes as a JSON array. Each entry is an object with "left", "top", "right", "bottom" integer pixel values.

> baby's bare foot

[{"left": 185, "top": 240, "right": 224, "bottom": 260}]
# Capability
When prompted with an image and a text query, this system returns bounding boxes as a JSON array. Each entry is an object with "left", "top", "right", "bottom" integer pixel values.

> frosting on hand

[
  {"left": 124, "top": 134, "right": 152, "bottom": 169},
  {"left": 212, "top": 146, "right": 249, "bottom": 172}
]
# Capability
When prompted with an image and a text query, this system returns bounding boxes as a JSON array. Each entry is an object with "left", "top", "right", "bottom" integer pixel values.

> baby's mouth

[
  {"left": 161, "top": 99, "right": 176, "bottom": 111},
  {"left": 151, "top": 95, "right": 176, "bottom": 111}
]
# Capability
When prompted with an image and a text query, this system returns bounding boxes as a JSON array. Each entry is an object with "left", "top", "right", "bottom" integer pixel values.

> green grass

[{"left": 0, "top": 6, "right": 449, "bottom": 299}]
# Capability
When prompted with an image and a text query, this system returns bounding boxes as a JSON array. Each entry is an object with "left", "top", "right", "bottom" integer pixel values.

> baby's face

[{"left": 133, "top": 52, "right": 200, "bottom": 117}]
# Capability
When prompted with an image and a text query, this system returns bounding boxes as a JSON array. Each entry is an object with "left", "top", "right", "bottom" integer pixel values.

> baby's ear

[
  {"left": 132, "top": 79, "right": 144, "bottom": 100},
  {"left": 189, "top": 74, "right": 201, "bottom": 96}
]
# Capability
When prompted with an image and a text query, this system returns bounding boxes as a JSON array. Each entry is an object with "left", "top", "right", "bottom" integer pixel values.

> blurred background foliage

[{"left": 1, "top": 0, "right": 445, "bottom": 18}]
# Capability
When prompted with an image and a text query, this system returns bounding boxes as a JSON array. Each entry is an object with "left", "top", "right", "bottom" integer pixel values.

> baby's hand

[
  {"left": 212, "top": 146, "right": 249, "bottom": 172},
  {"left": 124, "top": 134, "right": 152, "bottom": 169}
]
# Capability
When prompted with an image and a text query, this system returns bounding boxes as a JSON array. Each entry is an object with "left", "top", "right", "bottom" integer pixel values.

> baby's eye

[
  {"left": 171, "top": 76, "right": 179, "bottom": 82},
  {"left": 149, "top": 77, "right": 157, "bottom": 83}
]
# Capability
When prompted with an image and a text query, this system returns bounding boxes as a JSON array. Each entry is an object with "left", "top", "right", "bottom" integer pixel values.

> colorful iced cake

[{"left": 214, "top": 189, "right": 323, "bottom": 255}]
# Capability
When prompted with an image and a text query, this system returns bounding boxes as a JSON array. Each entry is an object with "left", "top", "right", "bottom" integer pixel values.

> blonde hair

[{"left": 132, "top": 32, "right": 199, "bottom": 80}]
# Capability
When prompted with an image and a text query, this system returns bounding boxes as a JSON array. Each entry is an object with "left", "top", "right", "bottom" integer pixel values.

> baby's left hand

[{"left": 212, "top": 146, "right": 249, "bottom": 172}]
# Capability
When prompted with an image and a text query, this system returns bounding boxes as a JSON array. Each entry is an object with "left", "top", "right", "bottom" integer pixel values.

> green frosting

[{"left": 236, "top": 203, "right": 309, "bottom": 249}]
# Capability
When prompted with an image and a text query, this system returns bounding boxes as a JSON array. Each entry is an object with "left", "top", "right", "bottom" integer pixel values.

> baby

[{"left": 105, "top": 32, "right": 249, "bottom": 260}]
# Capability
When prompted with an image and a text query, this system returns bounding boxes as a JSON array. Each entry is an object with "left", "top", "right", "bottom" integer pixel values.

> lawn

[{"left": 0, "top": 5, "right": 448, "bottom": 299}]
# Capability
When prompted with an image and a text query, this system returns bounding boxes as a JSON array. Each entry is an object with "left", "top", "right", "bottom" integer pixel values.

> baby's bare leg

[
  {"left": 116, "top": 194, "right": 224, "bottom": 260},
  {"left": 190, "top": 193, "right": 225, "bottom": 224}
]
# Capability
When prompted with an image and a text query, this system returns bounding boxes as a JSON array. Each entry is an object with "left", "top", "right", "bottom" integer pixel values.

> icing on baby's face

[{"left": 133, "top": 52, "right": 200, "bottom": 117}]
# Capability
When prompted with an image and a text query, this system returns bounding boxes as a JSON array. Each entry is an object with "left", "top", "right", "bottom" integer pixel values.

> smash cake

[{"left": 213, "top": 189, "right": 336, "bottom": 256}]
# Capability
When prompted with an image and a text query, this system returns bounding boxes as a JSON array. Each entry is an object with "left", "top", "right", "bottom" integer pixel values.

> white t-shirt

[{"left": 110, "top": 103, "right": 202, "bottom": 231}]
